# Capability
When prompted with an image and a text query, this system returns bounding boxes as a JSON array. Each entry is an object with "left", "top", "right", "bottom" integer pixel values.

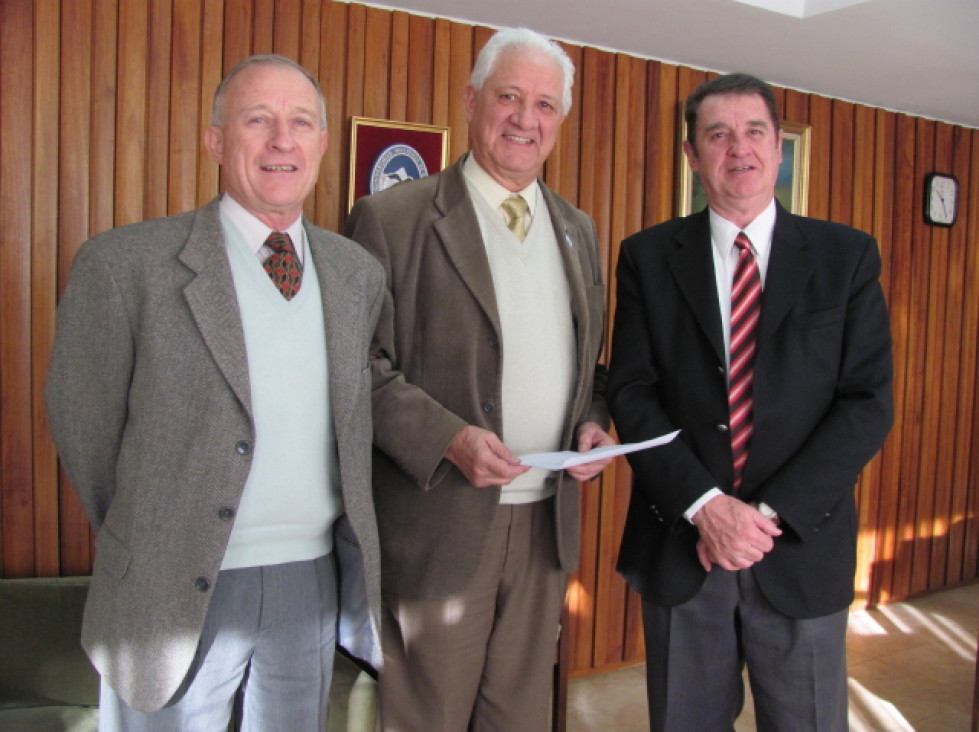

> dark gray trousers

[{"left": 642, "top": 566, "right": 848, "bottom": 732}]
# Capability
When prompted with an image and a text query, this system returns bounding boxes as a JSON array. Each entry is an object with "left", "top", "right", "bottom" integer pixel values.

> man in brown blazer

[
  {"left": 45, "top": 55, "right": 384, "bottom": 730},
  {"left": 345, "top": 26, "right": 613, "bottom": 732}
]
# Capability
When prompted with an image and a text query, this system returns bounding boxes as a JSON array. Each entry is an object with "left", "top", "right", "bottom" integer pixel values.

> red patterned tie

[
  {"left": 263, "top": 231, "right": 302, "bottom": 300},
  {"left": 729, "top": 232, "right": 761, "bottom": 491}
]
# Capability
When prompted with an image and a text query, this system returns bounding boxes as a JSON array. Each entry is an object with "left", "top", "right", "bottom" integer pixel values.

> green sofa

[
  {"left": 0, "top": 576, "right": 375, "bottom": 732},
  {"left": 0, "top": 576, "right": 98, "bottom": 732}
]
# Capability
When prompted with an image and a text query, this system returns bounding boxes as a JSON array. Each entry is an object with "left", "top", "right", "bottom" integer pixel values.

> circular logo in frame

[{"left": 369, "top": 143, "right": 429, "bottom": 194}]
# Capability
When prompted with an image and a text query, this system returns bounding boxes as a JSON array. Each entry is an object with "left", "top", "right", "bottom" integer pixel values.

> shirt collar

[
  {"left": 462, "top": 153, "right": 539, "bottom": 217},
  {"left": 219, "top": 193, "right": 305, "bottom": 263},
  {"left": 708, "top": 198, "right": 777, "bottom": 260}
]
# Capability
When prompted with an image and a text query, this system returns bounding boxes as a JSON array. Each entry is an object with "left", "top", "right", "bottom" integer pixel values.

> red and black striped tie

[{"left": 729, "top": 231, "right": 761, "bottom": 491}]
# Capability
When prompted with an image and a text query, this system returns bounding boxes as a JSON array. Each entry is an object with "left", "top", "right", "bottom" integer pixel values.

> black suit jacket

[{"left": 607, "top": 204, "right": 893, "bottom": 619}]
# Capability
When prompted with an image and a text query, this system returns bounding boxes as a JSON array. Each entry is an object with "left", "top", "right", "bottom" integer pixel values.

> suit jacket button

[
  {"left": 195, "top": 577, "right": 211, "bottom": 592},
  {"left": 489, "top": 337, "right": 500, "bottom": 350},
  {"left": 482, "top": 402, "right": 494, "bottom": 413},
  {"left": 235, "top": 440, "right": 252, "bottom": 455},
  {"left": 218, "top": 507, "right": 235, "bottom": 521},
  {"left": 716, "top": 424, "right": 729, "bottom": 432}
]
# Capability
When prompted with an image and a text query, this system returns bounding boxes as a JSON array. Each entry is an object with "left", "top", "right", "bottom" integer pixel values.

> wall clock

[{"left": 924, "top": 172, "right": 958, "bottom": 227}]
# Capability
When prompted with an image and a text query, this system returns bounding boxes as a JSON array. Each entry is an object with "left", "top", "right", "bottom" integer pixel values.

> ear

[
  {"left": 463, "top": 85, "right": 477, "bottom": 123},
  {"left": 204, "top": 126, "right": 223, "bottom": 164},
  {"left": 775, "top": 128, "right": 784, "bottom": 165},
  {"left": 319, "top": 129, "right": 329, "bottom": 156},
  {"left": 682, "top": 139, "right": 699, "bottom": 172}
]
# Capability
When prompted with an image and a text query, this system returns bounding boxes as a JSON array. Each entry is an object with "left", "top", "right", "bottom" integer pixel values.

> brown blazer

[
  {"left": 45, "top": 198, "right": 385, "bottom": 712},
  {"left": 345, "top": 156, "right": 609, "bottom": 600}
]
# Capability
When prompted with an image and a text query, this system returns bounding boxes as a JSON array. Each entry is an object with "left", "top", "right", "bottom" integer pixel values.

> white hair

[{"left": 469, "top": 27, "right": 575, "bottom": 114}]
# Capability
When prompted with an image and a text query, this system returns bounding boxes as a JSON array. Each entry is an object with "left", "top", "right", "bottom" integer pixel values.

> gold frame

[
  {"left": 348, "top": 117, "right": 450, "bottom": 210},
  {"left": 677, "top": 119, "right": 811, "bottom": 217}
]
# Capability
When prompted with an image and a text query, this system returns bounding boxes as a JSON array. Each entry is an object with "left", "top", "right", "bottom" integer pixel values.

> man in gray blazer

[
  {"left": 345, "top": 26, "right": 613, "bottom": 732},
  {"left": 45, "top": 55, "right": 384, "bottom": 731}
]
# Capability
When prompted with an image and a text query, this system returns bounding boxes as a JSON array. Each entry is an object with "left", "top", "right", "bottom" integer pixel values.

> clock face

[{"left": 926, "top": 173, "right": 957, "bottom": 226}]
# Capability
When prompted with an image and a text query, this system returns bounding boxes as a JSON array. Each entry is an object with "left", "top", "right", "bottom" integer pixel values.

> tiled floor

[{"left": 567, "top": 582, "right": 979, "bottom": 731}]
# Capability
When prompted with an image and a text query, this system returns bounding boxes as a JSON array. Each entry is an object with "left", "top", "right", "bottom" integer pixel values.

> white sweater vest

[
  {"left": 469, "top": 188, "right": 576, "bottom": 504},
  {"left": 220, "top": 226, "right": 342, "bottom": 569}
]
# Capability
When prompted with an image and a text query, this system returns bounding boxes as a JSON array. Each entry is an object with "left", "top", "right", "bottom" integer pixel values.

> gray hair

[
  {"left": 211, "top": 54, "right": 327, "bottom": 130},
  {"left": 469, "top": 27, "right": 575, "bottom": 114}
]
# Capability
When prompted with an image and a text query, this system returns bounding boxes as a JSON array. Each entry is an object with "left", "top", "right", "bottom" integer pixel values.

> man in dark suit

[
  {"left": 45, "top": 55, "right": 384, "bottom": 730},
  {"left": 607, "top": 73, "right": 893, "bottom": 731},
  {"left": 345, "top": 26, "right": 613, "bottom": 732}
]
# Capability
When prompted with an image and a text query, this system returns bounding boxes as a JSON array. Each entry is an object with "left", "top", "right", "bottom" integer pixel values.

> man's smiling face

[
  {"left": 464, "top": 46, "right": 566, "bottom": 192},
  {"left": 683, "top": 92, "right": 783, "bottom": 228},
  {"left": 204, "top": 63, "right": 328, "bottom": 230}
]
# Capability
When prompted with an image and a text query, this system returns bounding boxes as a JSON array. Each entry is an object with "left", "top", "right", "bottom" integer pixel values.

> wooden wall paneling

[
  {"left": 643, "top": 61, "right": 678, "bottom": 228},
  {"left": 963, "top": 132, "right": 979, "bottom": 581},
  {"left": 1, "top": 0, "right": 36, "bottom": 578},
  {"left": 57, "top": 0, "right": 96, "bottom": 577},
  {"left": 429, "top": 18, "right": 451, "bottom": 128},
  {"left": 362, "top": 7, "right": 392, "bottom": 119},
  {"left": 851, "top": 103, "right": 879, "bottom": 603},
  {"left": 570, "top": 45, "right": 616, "bottom": 675},
  {"left": 883, "top": 113, "right": 919, "bottom": 603},
  {"left": 169, "top": 0, "right": 204, "bottom": 217},
  {"left": 807, "top": 94, "right": 832, "bottom": 220},
  {"left": 89, "top": 0, "right": 119, "bottom": 238},
  {"left": 298, "top": 0, "right": 324, "bottom": 217},
  {"left": 545, "top": 42, "right": 583, "bottom": 208},
  {"left": 196, "top": 1, "right": 224, "bottom": 209},
  {"left": 271, "top": 0, "right": 301, "bottom": 60},
  {"left": 867, "top": 109, "right": 899, "bottom": 606},
  {"left": 405, "top": 14, "right": 434, "bottom": 124},
  {"left": 446, "top": 23, "right": 473, "bottom": 163},
  {"left": 927, "top": 123, "right": 961, "bottom": 590},
  {"left": 114, "top": 0, "right": 150, "bottom": 227},
  {"left": 343, "top": 2, "right": 366, "bottom": 121},
  {"left": 144, "top": 0, "right": 174, "bottom": 222},
  {"left": 594, "top": 53, "right": 647, "bottom": 670},
  {"left": 32, "top": 0, "right": 63, "bottom": 578},
  {"left": 829, "top": 100, "right": 855, "bottom": 224},
  {"left": 944, "top": 126, "right": 974, "bottom": 586},
  {"left": 902, "top": 117, "right": 936, "bottom": 599},
  {"left": 318, "top": 0, "right": 348, "bottom": 233},
  {"left": 913, "top": 118, "right": 947, "bottom": 597},
  {"left": 783, "top": 88, "right": 809, "bottom": 127},
  {"left": 223, "top": 0, "right": 253, "bottom": 74},
  {"left": 388, "top": 12, "right": 410, "bottom": 121},
  {"left": 251, "top": 0, "right": 274, "bottom": 53}
]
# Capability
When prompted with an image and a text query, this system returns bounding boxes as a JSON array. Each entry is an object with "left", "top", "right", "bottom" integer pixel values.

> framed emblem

[{"left": 348, "top": 117, "right": 450, "bottom": 210}]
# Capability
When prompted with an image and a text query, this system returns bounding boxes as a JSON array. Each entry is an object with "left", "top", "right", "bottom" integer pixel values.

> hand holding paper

[{"left": 518, "top": 430, "right": 680, "bottom": 470}]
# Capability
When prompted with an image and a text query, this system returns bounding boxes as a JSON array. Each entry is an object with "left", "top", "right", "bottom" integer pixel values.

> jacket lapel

[
  {"left": 178, "top": 199, "right": 252, "bottom": 416},
  {"left": 431, "top": 160, "right": 503, "bottom": 337},
  {"left": 757, "top": 205, "right": 813, "bottom": 348},
  {"left": 669, "top": 211, "right": 726, "bottom": 366},
  {"left": 307, "top": 227, "right": 365, "bottom": 434}
]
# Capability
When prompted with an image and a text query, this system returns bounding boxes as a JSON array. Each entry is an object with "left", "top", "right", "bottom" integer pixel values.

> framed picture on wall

[
  {"left": 348, "top": 117, "right": 450, "bottom": 210},
  {"left": 677, "top": 119, "right": 811, "bottom": 217}
]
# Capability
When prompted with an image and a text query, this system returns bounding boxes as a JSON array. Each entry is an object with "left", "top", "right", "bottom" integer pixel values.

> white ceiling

[{"left": 359, "top": 0, "right": 979, "bottom": 129}]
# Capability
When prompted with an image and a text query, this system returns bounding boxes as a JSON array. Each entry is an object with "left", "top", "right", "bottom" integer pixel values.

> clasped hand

[{"left": 692, "top": 494, "right": 782, "bottom": 572}]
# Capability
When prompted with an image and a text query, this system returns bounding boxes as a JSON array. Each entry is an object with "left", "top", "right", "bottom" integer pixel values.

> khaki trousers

[{"left": 378, "top": 499, "right": 566, "bottom": 732}]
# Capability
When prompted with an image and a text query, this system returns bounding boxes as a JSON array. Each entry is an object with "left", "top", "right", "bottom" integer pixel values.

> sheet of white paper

[{"left": 518, "top": 430, "right": 680, "bottom": 470}]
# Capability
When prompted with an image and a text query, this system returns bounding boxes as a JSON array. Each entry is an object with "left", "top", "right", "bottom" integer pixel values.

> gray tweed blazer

[{"left": 45, "top": 198, "right": 385, "bottom": 712}]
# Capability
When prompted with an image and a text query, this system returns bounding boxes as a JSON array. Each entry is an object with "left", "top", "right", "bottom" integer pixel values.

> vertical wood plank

[
  {"left": 948, "top": 127, "right": 977, "bottom": 584},
  {"left": 1, "top": 0, "right": 37, "bottom": 578},
  {"left": 169, "top": 0, "right": 203, "bottom": 216},
  {"left": 32, "top": 0, "right": 63, "bottom": 578},
  {"left": 362, "top": 7, "right": 391, "bottom": 119},
  {"left": 405, "top": 14, "right": 434, "bottom": 124},
  {"left": 144, "top": 0, "right": 173, "bottom": 221}
]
